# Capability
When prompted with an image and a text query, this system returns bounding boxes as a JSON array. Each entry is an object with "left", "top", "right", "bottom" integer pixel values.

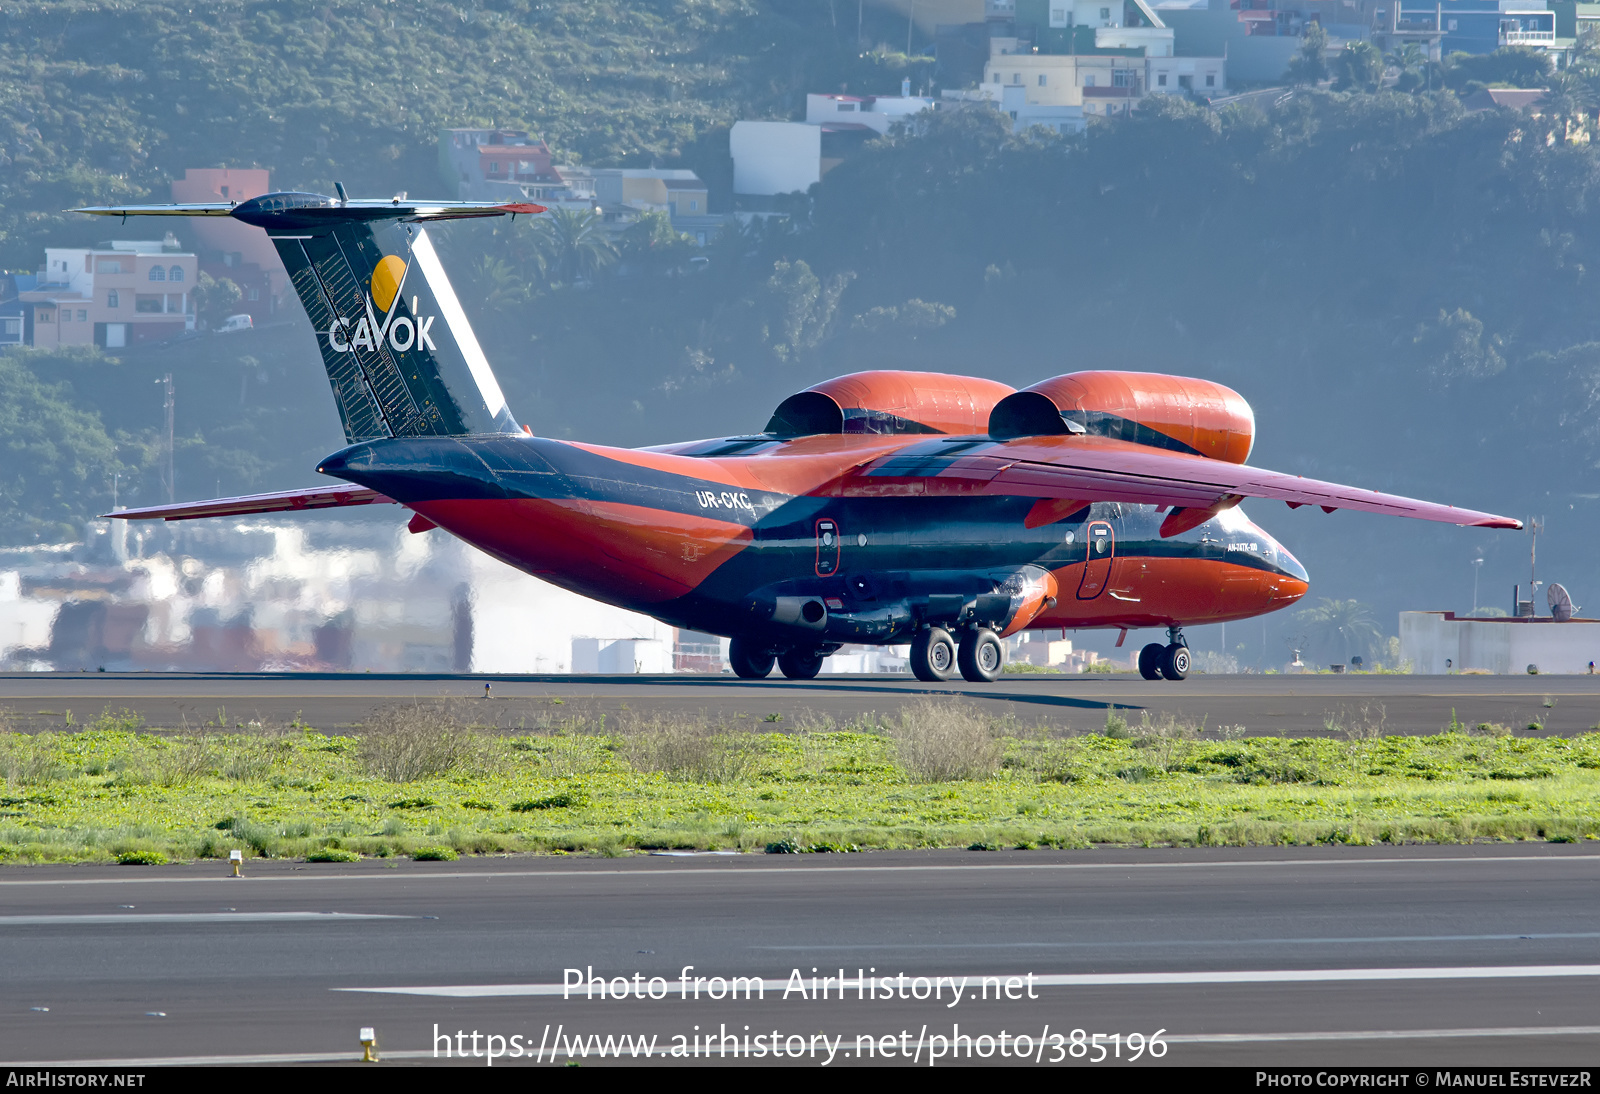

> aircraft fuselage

[{"left": 319, "top": 430, "right": 1309, "bottom": 648}]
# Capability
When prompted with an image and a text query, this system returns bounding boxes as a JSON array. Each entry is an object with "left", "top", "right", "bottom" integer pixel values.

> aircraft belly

[{"left": 410, "top": 497, "right": 752, "bottom": 606}]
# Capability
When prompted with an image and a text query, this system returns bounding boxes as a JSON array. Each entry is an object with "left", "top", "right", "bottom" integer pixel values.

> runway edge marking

[
  {"left": 335, "top": 964, "right": 1600, "bottom": 997},
  {"left": 2, "top": 852, "right": 1596, "bottom": 887}
]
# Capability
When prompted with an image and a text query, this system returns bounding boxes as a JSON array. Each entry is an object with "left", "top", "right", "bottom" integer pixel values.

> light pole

[{"left": 1471, "top": 557, "right": 1484, "bottom": 613}]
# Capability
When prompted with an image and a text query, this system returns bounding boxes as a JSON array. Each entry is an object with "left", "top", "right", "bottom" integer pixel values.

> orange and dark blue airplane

[{"left": 79, "top": 193, "right": 1521, "bottom": 683}]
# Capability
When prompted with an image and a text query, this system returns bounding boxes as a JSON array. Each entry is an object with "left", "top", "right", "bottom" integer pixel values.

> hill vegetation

[{"left": 3, "top": 0, "right": 1599, "bottom": 663}]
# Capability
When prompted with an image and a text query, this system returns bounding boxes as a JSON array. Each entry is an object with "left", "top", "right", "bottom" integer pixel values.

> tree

[
  {"left": 618, "top": 210, "right": 695, "bottom": 276},
  {"left": 1540, "top": 70, "right": 1595, "bottom": 143},
  {"left": 192, "top": 271, "right": 241, "bottom": 327},
  {"left": 1335, "top": 41, "right": 1386, "bottom": 92},
  {"left": 1413, "top": 308, "right": 1505, "bottom": 383},
  {"left": 1286, "top": 24, "right": 1329, "bottom": 85},
  {"left": 1442, "top": 46, "right": 1552, "bottom": 91},
  {"left": 1389, "top": 43, "right": 1427, "bottom": 92},
  {"left": 0, "top": 352, "right": 121, "bottom": 544},
  {"left": 1295, "top": 599, "right": 1385, "bottom": 666},
  {"left": 755, "top": 260, "right": 853, "bottom": 364},
  {"left": 529, "top": 208, "right": 618, "bottom": 287}
]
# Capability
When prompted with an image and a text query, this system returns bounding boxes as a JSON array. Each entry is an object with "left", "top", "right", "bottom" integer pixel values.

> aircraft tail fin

[{"left": 75, "top": 191, "right": 544, "bottom": 443}]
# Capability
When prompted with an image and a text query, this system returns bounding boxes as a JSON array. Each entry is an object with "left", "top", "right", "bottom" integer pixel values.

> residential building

[
  {"left": 591, "top": 168, "right": 725, "bottom": 243},
  {"left": 804, "top": 87, "right": 939, "bottom": 134},
  {"left": 171, "top": 167, "right": 283, "bottom": 323},
  {"left": 1157, "top": 0, "right": 1368, "bottom": 82},
  {"left": 731, "top": 85, "right": 938, "bottom": 197},
  {"left": 732, "top": 121, "right": 825, "bottom": 196},
  {"left": 977, "top": 0, "right": 1227, "bottom": 118},
  {"left": 21, "top": 237, "right": 197, "bottom": 349},
  {"left": 439, "top": 127, "right": 561, "bottom": 200},
  {"left": 0, "top": 273, "right": 35, "bottom": 347}
]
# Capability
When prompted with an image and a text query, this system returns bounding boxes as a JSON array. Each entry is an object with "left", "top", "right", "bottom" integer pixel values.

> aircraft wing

[
  {"left": 844, "top": 436, "right": 1522, "bottom": 533},
  {"left": 104, "top": 485, "right": 396, "bottom": 522}
]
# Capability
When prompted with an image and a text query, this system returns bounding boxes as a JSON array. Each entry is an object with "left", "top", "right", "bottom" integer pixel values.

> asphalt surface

[
  {"left": 1, "top": 671, "right": 1598, "bottom": 736},
  {"left": 2, "top": 847, "right": 1599, "bottom": 1067}
]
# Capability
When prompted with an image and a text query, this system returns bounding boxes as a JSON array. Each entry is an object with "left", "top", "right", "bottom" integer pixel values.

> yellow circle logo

[{"left": 370, "top": 255, "right": 406, "bottom": 313}]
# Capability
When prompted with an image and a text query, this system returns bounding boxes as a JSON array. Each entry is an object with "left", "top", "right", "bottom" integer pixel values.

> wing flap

[
  {"left": 845, "top": 436, "right": 1521, "bottom": 530},
  {"left": 104, "top": 485, "right": 396, "bottom": 522}
]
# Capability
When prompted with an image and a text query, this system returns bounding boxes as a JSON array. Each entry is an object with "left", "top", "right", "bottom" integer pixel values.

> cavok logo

[{"left": 327, "top": 254, "right": 437, "bottom": 354}]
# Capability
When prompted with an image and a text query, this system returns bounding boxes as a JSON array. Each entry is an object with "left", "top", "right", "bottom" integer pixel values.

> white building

[
  {"left": 1401, "top": 612, "right": 1600, "bottom": 675},
  {"left": 732, "top": 83, "right": 938, "bottom": 197}
]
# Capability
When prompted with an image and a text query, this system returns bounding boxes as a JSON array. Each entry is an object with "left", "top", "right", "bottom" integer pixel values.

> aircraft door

[
  {"left": 1077, "top": 521, "right": 1114, "bottom": 599},
  {"left": 815, "top": 518, "right": 841, "bottom": 577}
]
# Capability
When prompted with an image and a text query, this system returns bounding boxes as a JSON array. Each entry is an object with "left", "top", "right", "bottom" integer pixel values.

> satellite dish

[{"left": 1548, "top": 582, "right": 1576, "bottom": 622}]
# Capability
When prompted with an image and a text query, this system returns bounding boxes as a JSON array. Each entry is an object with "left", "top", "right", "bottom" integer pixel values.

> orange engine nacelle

[
  {"left": 767, "top": 371, "right": 1016, "bottom": 437},
  {"left": 988, "top": 371, "right": 1255, "bottom": 464}
]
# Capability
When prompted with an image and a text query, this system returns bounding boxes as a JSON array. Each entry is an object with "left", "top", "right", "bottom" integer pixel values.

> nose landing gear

[{"left": 1139, "top": 626, "right": 1190, "bottom": 681}]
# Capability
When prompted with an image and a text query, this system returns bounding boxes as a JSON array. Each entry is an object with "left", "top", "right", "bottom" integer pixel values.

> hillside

[{"left": 0, "top": 0, "right": 924, "bottom": 264}]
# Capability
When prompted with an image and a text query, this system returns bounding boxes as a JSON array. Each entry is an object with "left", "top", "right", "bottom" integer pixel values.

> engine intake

[
  {"left": 989, "top": 371, "right": 1255, "bottom": 464},
  {"left": 767, "top": 371, "right": 1015, "bottom": 437}
]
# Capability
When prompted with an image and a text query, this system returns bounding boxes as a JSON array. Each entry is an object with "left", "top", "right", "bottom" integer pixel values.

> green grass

[{"left": 1, "top": 704, "right": 1599, "bottom": 863}]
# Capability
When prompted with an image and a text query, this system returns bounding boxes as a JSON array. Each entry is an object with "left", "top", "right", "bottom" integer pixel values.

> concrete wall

[{"left": 1400, "top": 611, "right": 1600, "bottom": 674}]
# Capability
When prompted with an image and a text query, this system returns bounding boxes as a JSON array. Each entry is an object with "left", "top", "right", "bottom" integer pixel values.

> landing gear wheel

[
  {"left": 778, "top": 648, "right": 825, "bottom": 680},
  {"left": 1138, "top": 643, "right": 1165, "bottom": 681},
  {"left": 1160, "top": 643, "right": 1190, "bottom": 681},
  {"left": 958, "top": 628, "right": 1005, "bottom": 683},
  {"left": 728, "top": 637, "right": 775, "bottom": 680},
  {"left": 911, "top": 627, "right": 957, "bottom": 682}
]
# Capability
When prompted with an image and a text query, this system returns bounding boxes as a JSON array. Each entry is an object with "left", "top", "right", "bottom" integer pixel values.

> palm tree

[
  {"left": 1388, "top": 42, "right": 1427, "bottom": 92},
  {"left": 530, "top": 208, "right": 617, "bottom": 287},
  {"left": 1541, "top": 70, "right": 1595, "bottom": 144},
  {"left": 1295, "top": 598, "right": 1384, "bottom": 666}
]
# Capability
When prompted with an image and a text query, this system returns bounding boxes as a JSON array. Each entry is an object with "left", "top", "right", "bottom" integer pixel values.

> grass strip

[{"left": 0, "top": 702, "right": 1597, "bottom": 863}]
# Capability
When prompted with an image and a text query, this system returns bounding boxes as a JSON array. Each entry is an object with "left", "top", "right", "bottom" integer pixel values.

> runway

[
  {"left": 1, "top": 671, "right": 1598, "bottom": 736},
  {"left": 3, "top": 846, "right": 1599, "bottom": 1067}
]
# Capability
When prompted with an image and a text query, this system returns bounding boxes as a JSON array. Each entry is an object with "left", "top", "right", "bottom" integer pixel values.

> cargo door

[{"left": 1077, "top": 521, "right": 1114, "bottom": 599}]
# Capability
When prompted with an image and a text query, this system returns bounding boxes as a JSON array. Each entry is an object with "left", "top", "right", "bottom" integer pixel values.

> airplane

[{"left": 77, "top": 190, "right": 1522, "bottom": 683}]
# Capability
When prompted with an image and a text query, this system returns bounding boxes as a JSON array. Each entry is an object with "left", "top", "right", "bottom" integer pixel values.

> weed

[
  {"left": 0, "top": 729, "right": 66, "bottom": 786},
  {"left": 1103, "top": 709, "right": 1130, "bottom": 739},
  {"left": 888, "top": 699, "right": 1001, "bottom": 783},
  {"left": 511, "top": 791, "right": 587, "bottom": 811},
  {"left": 412, "top": 847, "right": 459, "bottom": 861},
  {"left": 358, "top": 703, "right": 482, "bottom": 782},
  {"left": 116, "top": 850, "right": 167, "bottom": 865},
  {"left": 621, "top": 717, "right": 754, "bottom": 783},
  {"left": 765, "top": 837, "right": 800, "bottom": 854},
  {"left": 306, "top": 848, "right": 360, "bottom": 863}
]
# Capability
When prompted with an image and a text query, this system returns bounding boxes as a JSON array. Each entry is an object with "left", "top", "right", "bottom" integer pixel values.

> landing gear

[
  {"left": 778, "top": 648, "right": 825, "bottom": 680},
  {"left": 910, "top": 626, "right": 957, "bottom": 682},
  {"left": 1159, "top": 625, "right": 1189, "bottom": 681},
  {"left": 1138, "top": 643, "right": 1165, "bottom": 681},
  {"left": 958, "top": 628, "right": 1005, "bottom": 683},
  {"left": 728, "top": 636, "right": 775, "bottom": 679}
]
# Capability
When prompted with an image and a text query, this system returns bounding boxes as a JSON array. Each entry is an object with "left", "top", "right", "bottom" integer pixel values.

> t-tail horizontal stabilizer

[{"left": 74, "top": 191, "right": 546, "bottom": 445}]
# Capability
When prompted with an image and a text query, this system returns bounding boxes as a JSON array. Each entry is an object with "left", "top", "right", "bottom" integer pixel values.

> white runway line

[
  {"left": 335, "top": 964, "right": 1600, "bottom": 998},
  {"left": 758, "top": 931, "right": 1600, "bottom": 949},
  {"left": 12, "top": 1026, "right": 1600, "bottom": 1066},
  {"left": 2, "top": 852, "right": 1595, "bottom": 887},
  {"left": 0, "top": 911, "right": 412, "bottom": 925}
]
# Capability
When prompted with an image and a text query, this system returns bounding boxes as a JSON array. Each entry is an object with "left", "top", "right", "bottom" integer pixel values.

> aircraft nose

[{"left": 1252, "top": 523, "right": 1309, "bottom": 606}]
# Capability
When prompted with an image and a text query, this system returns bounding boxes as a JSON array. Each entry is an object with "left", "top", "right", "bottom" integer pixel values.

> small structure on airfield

[{"left": 1401, "top": 588, "right": 1600, "bottom": 674}]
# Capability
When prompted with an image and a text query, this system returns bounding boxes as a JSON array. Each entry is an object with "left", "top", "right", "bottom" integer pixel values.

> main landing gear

[
  {"left": 1138, "top": 626, "right": 1190, "bottom": 682},
  {"left": 729, "top": 637, "right": 829, "bottom": 680},
  {"left": 911, "top": 626, "right": 1004, "bottom": 683}
]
